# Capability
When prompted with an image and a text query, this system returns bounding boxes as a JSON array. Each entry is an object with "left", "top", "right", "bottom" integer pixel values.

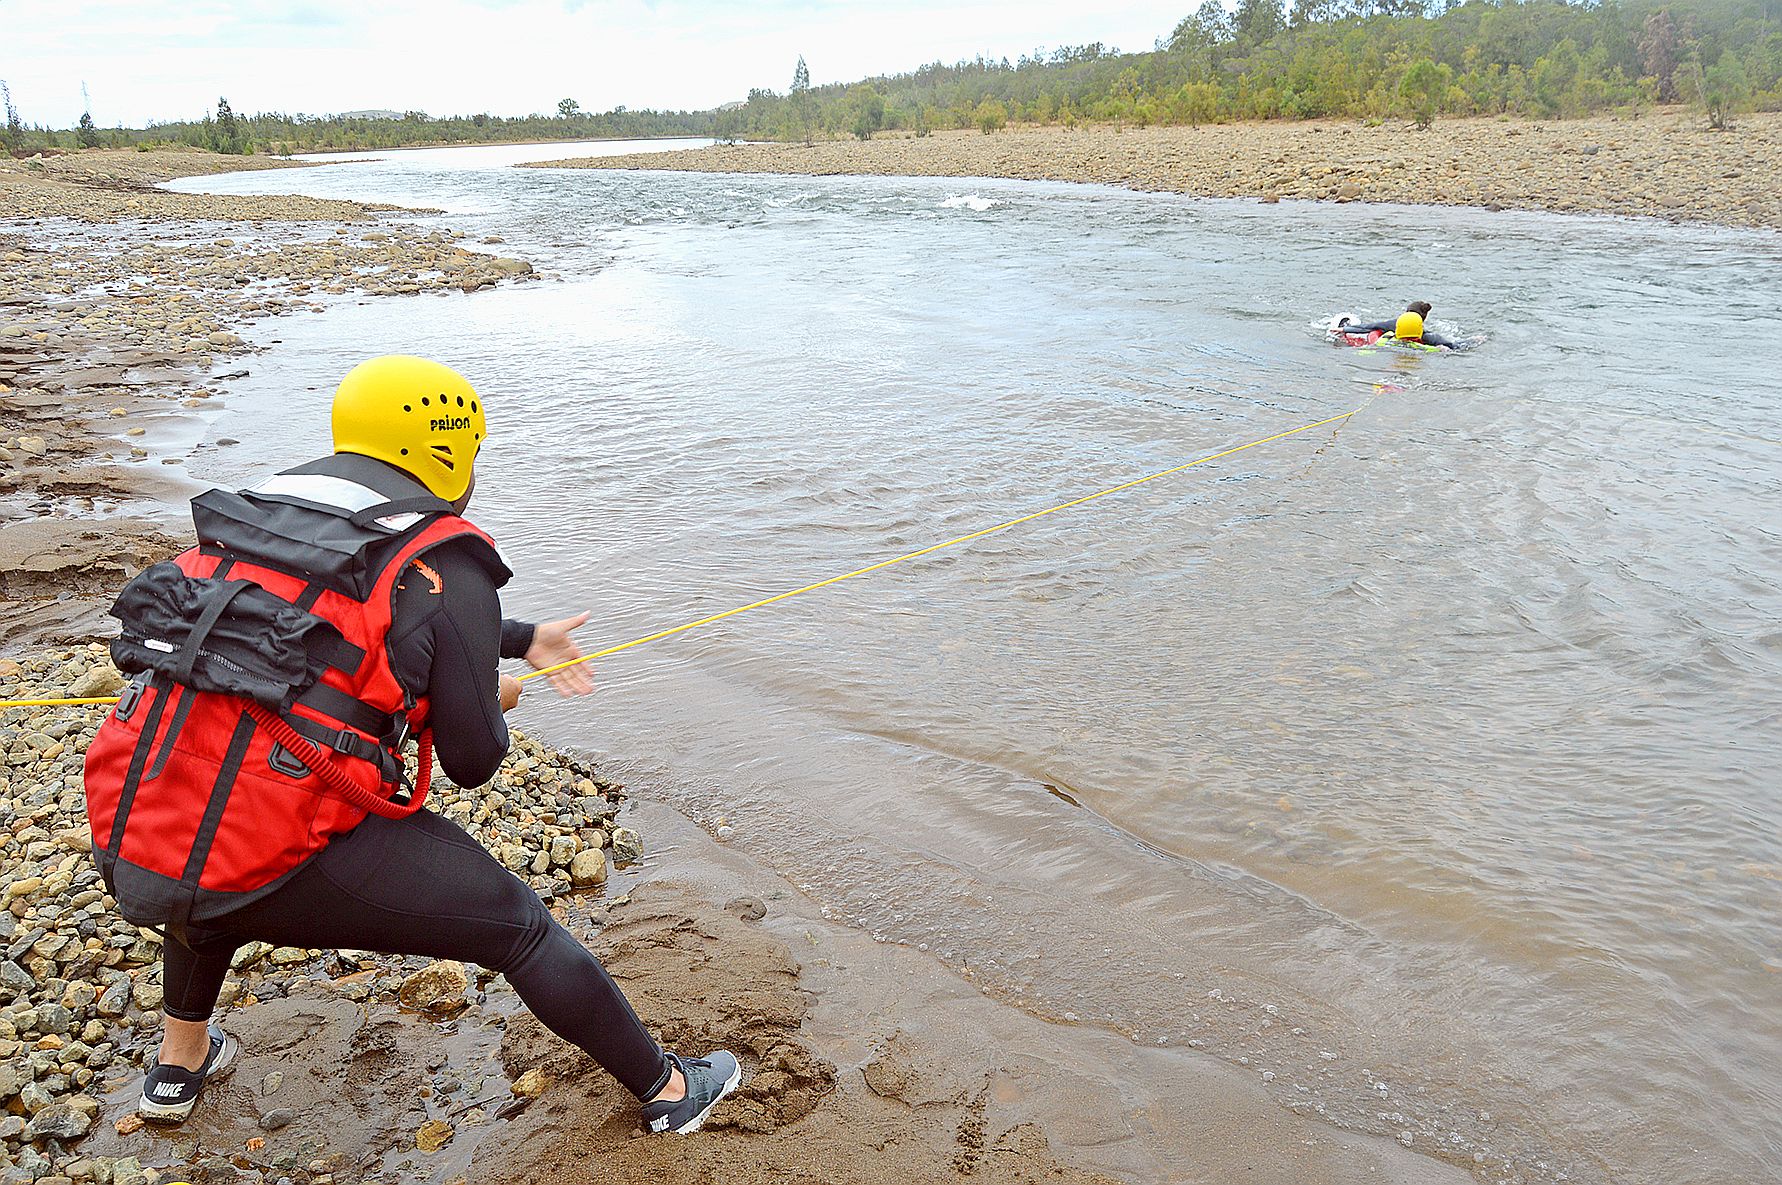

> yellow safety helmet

[
  {"left": 1394, "top": 311, "right": 1425, "bottom": 342},
  {"left": 331, "top": 355, "right": 485, "bottom": 502}
]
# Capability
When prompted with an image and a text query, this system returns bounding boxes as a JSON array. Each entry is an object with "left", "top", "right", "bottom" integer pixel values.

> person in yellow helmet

[
  {"left": 1394, "top": 310, "right": 1428, "bottom": 342},
  {"left": 1334, "top": 301, "right": 1455, "bottom": 348},
  {"left": 96, "top": 356, "right": 742, "bottom": 1134}
]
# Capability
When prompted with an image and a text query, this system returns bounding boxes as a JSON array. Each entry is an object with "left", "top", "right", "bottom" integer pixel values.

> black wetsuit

[
  {"left": 1341, "top": 317, "right": 1457, "bottom": 349},
  {"left": 157, "top": 485, "right": 672, "bottom": 1101}
]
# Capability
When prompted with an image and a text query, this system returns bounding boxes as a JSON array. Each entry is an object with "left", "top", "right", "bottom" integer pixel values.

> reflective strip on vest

[{"left": 249, "top": 474, "right": 426, "bottom": 532}]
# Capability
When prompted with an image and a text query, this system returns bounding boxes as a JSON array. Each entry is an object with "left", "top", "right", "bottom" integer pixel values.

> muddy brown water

[{"left": 170, "top": 147, "right": 1782, "bottom": 1184}]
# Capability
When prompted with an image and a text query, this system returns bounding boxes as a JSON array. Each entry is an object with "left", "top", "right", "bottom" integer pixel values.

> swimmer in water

[{"left": 1335, "top": 301, "right": 1457, "bottom": 349}]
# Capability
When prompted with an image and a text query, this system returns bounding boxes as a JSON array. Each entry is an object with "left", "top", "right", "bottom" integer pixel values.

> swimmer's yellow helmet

[
  {"left": 332, "top": 356, "right": 486, "bottom": 502},
  {"left": 1395, "top": 311, "right": 1425, "bottom": 342}
]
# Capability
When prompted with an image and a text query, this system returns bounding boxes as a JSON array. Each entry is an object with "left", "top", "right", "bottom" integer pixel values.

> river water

[{"left": 171, "top": 141, "right": 1782, "bottom": 1184}]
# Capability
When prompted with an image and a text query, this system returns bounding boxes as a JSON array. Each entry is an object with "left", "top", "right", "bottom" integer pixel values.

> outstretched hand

[{"left": 524, "top": 611, "right": 595, "bottom": 698}]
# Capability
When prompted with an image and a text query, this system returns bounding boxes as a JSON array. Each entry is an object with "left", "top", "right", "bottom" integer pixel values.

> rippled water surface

[{"left": 173, "top": 145, "right": 1782, "bottom": 1184}]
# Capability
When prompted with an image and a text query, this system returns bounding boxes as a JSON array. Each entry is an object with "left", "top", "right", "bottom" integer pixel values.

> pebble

[
  {"left": 724, "top": 895, "right": 767, "bottom": 921},
  {"left": 398, "top": 960, "right": 469, "bottom": 1014},
  {"left": 414, "top": 1119, "right": 453, "bottom": 1152},
  {"left": 65, "top": 667, "right": 124, "bottom": 699},
  {"left": 27, "top": 1104, "right": 92, "bottom": 1140},
  {"left": 569, "top": 848, "right": 607, "bottom": 887},
  {"left": 259, "top": 1108, "right": 296, "bottom": 1132},
  {"left": 95, "top": 981, "right": 129, "bottom": 1017},
  {"left": 611, "top": 827, "right": 644, "bottom": 866}
]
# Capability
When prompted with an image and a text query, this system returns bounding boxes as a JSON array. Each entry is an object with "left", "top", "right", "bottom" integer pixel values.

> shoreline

[
  {"left": 293, "top": 133, "right": 711, "bottom": 157},
  {"left": 529, "top": 110, "right": 1782, "bottom": 231}
]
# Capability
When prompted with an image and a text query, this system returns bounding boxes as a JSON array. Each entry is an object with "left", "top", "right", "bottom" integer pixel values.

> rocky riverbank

[
  {"left": 0, "top": 149, "right": 537, "bottom": 651},
  {"left": 532, "top": 108, "right": 1782, "bottom": 230}
]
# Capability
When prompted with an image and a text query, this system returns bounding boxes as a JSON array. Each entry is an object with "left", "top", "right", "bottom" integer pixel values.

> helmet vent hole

[
  {"left": 403, "top": 404, "right": 412, "bottom": 412},
  {"left": 400, "top": 448, "right": 409, "bottom": 456},
  {"left": 456, "top": 396, "right": 465, "bottom": 407},
  {"left": 470, "top": 401, "right": 478, "bottom": 413},
  {"left": 421, "top": 397, "right": 430, "bottom": 406}
]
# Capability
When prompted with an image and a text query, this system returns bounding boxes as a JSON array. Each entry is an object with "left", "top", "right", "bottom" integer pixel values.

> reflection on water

[{"left": 179, "top": 149, "right": 1782, "bottom": 1184}]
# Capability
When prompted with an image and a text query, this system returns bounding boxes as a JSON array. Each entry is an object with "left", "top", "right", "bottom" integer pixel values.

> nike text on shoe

[
  {"left": 138, "top": 1024, "right": 239, "bottom": 1123},
  {"left": 639, "top": 1050, "right": 743, "bottom": 1135}
]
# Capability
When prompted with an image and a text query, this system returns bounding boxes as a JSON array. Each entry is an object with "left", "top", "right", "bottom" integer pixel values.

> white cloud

[{"left": 2, "top": 0, "right": 1179, "bottom": 127}]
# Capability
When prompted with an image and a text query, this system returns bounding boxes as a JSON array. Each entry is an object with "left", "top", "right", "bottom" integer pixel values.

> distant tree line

[
  {"left": 3, "top": 0, "right": 1777, "bottom": 158},
  {"left": 713, "top": 0, "right": 1777, "bottom": 139},
  {"left": 0, "top": 92, "right": 712, "bottom": 156}
]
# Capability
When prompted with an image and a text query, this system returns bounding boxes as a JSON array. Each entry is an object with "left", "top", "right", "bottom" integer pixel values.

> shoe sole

[
  {"left": 138, "top": 1095, "right": 197, "bottom": 1124},
  {"left": 670, "top": 1061, "right": 744, "bottom": 1134},
  {"left": 138, "top": 1034, "right": 239, "bottom": 1124}
]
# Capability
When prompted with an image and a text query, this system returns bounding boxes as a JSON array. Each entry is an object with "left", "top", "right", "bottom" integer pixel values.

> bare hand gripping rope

[{"left": 0, "top": 408, "right": 1359, "bottom": 710}]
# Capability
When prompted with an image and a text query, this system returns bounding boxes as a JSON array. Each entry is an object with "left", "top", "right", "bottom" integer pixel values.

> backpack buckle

[
  {"left": 114, "top": 674, "right": 149, "bottom": 723},
  {"left": 268, "top": 743, "right": 311, "bottom": 779}
]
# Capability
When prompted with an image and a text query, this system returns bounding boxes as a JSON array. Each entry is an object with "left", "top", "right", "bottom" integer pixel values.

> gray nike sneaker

[
  {"left": 139, "top": 1023, "right": 238, "bottom": 1123},
  {"left": 639, "top": 1049, "right": 743, "bottom": 1134}
]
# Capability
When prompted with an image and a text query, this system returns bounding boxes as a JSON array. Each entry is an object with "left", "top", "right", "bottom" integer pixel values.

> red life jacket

[{"left": 83, "top": 456, "right": 509, "bottom": 928}]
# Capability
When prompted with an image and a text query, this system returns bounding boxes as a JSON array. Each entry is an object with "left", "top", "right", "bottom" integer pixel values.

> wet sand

[
  {"left": 531, "top": 109, "right": 1782, "bottom": 230},
  {"left": 4, "top": 148, "right": 1475, "bottom": 1184}
]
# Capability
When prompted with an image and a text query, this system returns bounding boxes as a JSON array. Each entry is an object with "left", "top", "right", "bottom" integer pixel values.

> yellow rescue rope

[{"left": 0, "top": 408, "right": 1359, "bottom": 709}]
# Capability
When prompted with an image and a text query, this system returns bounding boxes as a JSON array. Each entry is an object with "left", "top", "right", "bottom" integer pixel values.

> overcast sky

[{"left": 4, "top": 1, "right": 1184, "bottom": 128}]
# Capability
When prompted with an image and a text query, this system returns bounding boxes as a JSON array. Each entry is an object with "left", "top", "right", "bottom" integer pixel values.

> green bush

[
  {"left": 850, "top": 86, "right": 885, "bottom": 140},
  {"left": 1400, "top": 59, "right": 1452, "bottom": 128},
  {"left": 1704, "top": 54, "right": 1751, "bottom": 128}
]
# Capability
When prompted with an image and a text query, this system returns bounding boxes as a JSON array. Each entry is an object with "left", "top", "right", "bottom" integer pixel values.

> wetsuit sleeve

[
  {"left": 1421, "top": 330, "right": 1457, "bottom": 349},
  {"left": 387, "top": 541, "right": 511, "bottom": 787},
  {"left": 500, "top": 619, "right": 536, "bottom": 660},
  {"left": 1347, "top": 319, "right": 1395, "bottom": 334}
]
